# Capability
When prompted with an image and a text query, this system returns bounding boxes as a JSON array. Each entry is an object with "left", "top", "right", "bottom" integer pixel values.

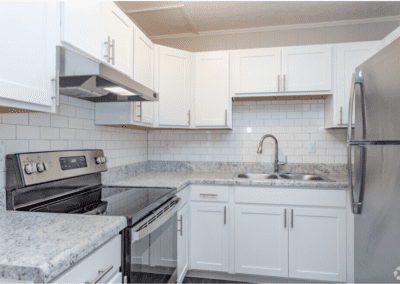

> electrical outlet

[
  {"left": 308, "top": 141, "right": 316, "bottom": 153},
  {"left": 0, "top": 142, "right": 5, "bottom": 170}
]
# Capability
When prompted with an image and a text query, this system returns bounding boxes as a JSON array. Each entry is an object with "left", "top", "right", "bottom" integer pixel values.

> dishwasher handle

[{"left": 130, "top": 197, "right": 181, "bottom": 242}]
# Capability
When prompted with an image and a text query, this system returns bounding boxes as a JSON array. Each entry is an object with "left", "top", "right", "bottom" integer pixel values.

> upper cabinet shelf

[{"left": 234, "top": 45, "right": 333, "bottom": 96}]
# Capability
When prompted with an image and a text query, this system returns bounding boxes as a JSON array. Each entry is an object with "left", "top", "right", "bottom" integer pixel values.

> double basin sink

[{"left": 236, "top": 173, "right": 334, "bottom": 182}]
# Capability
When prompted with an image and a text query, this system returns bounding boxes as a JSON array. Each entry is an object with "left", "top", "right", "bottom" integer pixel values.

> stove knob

[
  {"left": 43, "top": 162, "right": 48, "bottom": 171},
  {"left": 101, "top": 157, "right": 106, "bottom": 164},
  {"left": 104, "top": 156, "right": 108, "bottom": 163},
  {"left": 95, "top": 157, "right": 102, "bottom": 164},
  {"left": 24, "top": 164, "right": 33, "bottom": 175},
  {"left": 37, "top": 163, "right": 44, "bottom": 173}
]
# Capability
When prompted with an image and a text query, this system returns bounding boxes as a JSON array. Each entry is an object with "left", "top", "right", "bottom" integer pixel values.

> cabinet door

[
  {"left": 159, "top": 213, "right": 178, "bottom": 268},
  {"left": 195, "top": 52, "right": 230, "bottom": 127},
  {"left": 0, "top": 2, "right": 58, "bottom": 112},
  {"left": 131, "top": 235, "right": 150, "bottom": 265},
  {"left": 177, "top": 203, "right": 189, "bottom": 284},
  {"left": 234, "top": 48, "right": 281, "bottom": 93},
  {"left": 134, "top": 28, "right": 154, "bottom": 89},
  {"left": 61, "top": 2, "right": 101, "bottom": 60},
  {"left": 289, "top": 207, "right": 346, "bottom": 282},
  {"left": 106, "top": 272, "right": 122, "bottom": 284},
  {"left": 282, "top": 45, "right": 332, "bottom": 92},
  {"left": 190, "top": 203, "right": 229, "bottom": 272},
  {"left": 158, "top": 46, "right": 191, "bottom": 126},
  {"left": 133, "top": 102, "right": 154, "bottom": 125},
  {"left": 235, "top": 205, "right": 289, "bottom": 277},
  {"left": 102, "top": 2, "right": 134, "bottom": 78},
  {"left": 336, "top": 42, "right": 380, "bottom": 125}
]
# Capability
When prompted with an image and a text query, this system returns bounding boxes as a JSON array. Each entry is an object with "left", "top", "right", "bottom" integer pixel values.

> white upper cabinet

[
  {"left": 133, "top": 28, "right": 155, "bottom": 126},
  {"left": 190, "top": 203, "right": 229, "bottom": 272},
  {"left": 336, "top": 41, "right": 380, "bottom": 125},
  {"left": 102, "top": 2, "right": 134, "bottom": 78},
  {"left": 0, "top": 2, "right": 58, "bottom": 113},
  {"left": 195, "top": 51, "right": 231, "bottom": 127},
  {"left": 289, "top": 207, "right": 346, "bottom": 282},
  {"left": 282, "top": 45, "right": 332, "bottom": 92},
  {"left": 235, "top": 205, "right": 289, "bottom": 278},
  {"left": 134, "top": 28, "right": 154, "bottom": 89},
  {"left": 60, "top": 2, "right": 102, "bottom": 60},
  {"left": 234, "top": 48, "right": 281, "bottom": 94},
  {"left": 158, "top": 45, "right": 192, "bottom": 127}
]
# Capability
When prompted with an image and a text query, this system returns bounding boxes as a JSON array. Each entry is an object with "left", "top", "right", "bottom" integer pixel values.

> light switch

[
  {"left": 0, "top": 142, "right": 5, "bottom": 170},
  {"left": 308, "top": 141, "right": 316, "bottom": 153}
]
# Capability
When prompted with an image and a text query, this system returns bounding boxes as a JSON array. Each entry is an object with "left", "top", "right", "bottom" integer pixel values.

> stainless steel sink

[
  {"left": 236, "top": 173, "right": 334, "bottom": 182},
  {"left": 236, "top": 173, "right": 279, "bottom": 179},
  {"left": 279, "top": 174, "right": 333, "bottom": 181}
]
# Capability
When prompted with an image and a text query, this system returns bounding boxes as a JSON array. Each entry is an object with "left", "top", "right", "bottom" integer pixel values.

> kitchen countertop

[
  {"left": 106, "top": 171, "right": 348, "bottom": 192},
  {"left": 0, "top": 211, "right": 127, "bottom": 283}
]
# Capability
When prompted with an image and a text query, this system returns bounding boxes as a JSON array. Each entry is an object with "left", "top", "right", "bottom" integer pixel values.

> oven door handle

[{"left": 130, "top": 197, "right": 181, "bottom": 242}]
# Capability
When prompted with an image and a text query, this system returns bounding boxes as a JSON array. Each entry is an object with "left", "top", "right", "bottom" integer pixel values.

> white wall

[
  {"left": 148, "top": 100, "right": 347, "bottom": 164},
  {"left": 0, "top": 95, "right": 147, "bottom": 194}
]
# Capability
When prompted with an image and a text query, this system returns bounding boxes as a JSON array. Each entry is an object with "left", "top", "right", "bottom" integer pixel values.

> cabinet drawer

[
  {"left": 51, "top": 234, "right": 121, "bottom": 283},
  {"left": 191, "top": 185, "right": 229, "bottom": 202},
  {"left": 177, "top": 186, "right": 189, "bottom": 210},
  {"left": 235, "top": 187, "right": 346, "bottom": 207}
]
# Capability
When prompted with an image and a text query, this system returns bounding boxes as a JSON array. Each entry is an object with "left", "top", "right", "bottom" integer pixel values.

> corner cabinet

[
  {"left": 195, "top": 51, "right": 231, "bottom": 128},
  {"left": 325, "top": 41, "right": 380, "bottom": 128},
  {"left": 0, "top": 2, "right": 58, "bottom": 113},
  {"left": 157, "top": 45, "right": 193, "bottom": 127},
  {"left": 190, "top": 203, "right": 229, "bottom": 272}
]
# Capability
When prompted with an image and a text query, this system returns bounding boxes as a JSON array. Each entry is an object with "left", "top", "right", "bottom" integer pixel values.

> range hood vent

[{"left": 57, "top": 46, "right": 158, "bottom": 102}]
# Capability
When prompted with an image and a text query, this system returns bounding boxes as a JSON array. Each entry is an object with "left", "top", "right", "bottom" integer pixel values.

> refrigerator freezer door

[
  {"left": 354, "top": 144, "right": 400, "bottom": 283},
  {"left": 353, "top": 38, "right": 400, "bottom": 142}
]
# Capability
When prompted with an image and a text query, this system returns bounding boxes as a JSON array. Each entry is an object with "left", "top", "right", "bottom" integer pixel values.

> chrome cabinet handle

[
  {"left": 284, "top": 209, "right": 287, "bottom": 228},
  {"left": 136, "top": 103, "right": 141, "bottom": 120},
  {"left": 225, "top": 109, "right": 227, "bottom": 126},
  {"left": 51, "top": 70, "right": 59, "bottom": 106},
  {"left": 85, "top": 265, "right": 113, "bottom": 284},
  {"left": 277, "top": 75, "right": 280, "bottom": 92},
  {"left": 177, "top": 215, "right": 183, "bottom": 236},
  {"left": 124, "top": 276, "right": 128, "bottom": 284},
  {"left": 224, "top": 206, "right": 226, "bottom": 225},
  {"left": 340, "top": 106, "right": 343, "bottom": 125},
  {"left": 104, "top": 36, "right": 111, "bottom": 63},
  {"left": 109, "top": 39, "right": 115, "bottom": 65},
  {"left": 291, "top": 209, "right": 293, "bottom": 228},
  {"left": 283, "top": 74, "right": 286, "bottom": 92},
  {"left": 199, "top": 193, "right": 218, "bottom": 197}
]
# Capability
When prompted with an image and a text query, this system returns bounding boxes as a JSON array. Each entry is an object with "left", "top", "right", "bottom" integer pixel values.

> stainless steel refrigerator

[{"left": 349, "top": 37, "right": 400, "bottom": 283}]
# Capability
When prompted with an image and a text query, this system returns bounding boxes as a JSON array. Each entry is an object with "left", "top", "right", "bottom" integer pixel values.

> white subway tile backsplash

[
  {"left": 29, "top": 113, "right": 51, "bottom": 126},
  {"left": 51, "top": 115, "right": 68, "bottom": 128},
  {"left": 51, "top": 140, "right": 68, "bottom": 151},
  {"left": 0, "top": 124, "right": 16, "bottom": 139},
  {"left": 29, "top": 140, "right": 50, "bottom": 152},
  {"left": 41, "top": 127, "right": 60, "bottom": 140},
  {"left": 17, "top": 125, "right": 40, "bottom": 140},
  {"left": 148, "top": 100, "right": 347, "bottom": 164}
]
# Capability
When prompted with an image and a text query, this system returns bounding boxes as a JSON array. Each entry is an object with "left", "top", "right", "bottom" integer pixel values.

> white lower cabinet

[
  {"left": 190, "top": 203, "right": 229, "bottom": 272},
  {"left": 51, "top": 234, "right": 122, "bottom": 283},
  {"left": 289, "top": 207, "right": 346, "bottom": 282},
  {"left": 177, "top": 203, "right": 189, "bottom": 284},
  {"left": 235, "top": 205, "right": 289, "bottom": 277}
]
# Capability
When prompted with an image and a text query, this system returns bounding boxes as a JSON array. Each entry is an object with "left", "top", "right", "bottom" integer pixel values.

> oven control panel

[{"left": 18, "top": 150, "right": 108, "bottom": 186}]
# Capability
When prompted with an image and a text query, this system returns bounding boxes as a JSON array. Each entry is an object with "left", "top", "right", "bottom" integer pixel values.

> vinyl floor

[{"left": 183, "top": 277, "right": 248, "bottom": 283}]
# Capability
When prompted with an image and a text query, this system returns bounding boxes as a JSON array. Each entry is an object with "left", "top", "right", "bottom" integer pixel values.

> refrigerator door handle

[
  {"left": 348, "top": 144, "right": 366, "bottom": 214},
  {"left": 348, "top": 71, "right": 365, "bottom": 143}
]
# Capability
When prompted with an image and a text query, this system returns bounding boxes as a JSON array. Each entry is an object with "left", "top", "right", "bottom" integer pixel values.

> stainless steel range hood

[{"left": 57, "top": 46, "right": 159, "bottom": 102}]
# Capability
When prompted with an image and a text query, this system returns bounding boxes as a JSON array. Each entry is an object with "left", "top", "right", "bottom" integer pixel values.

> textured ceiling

[{"left": 117, "top": 1, "right": 400, "bottom": 37}]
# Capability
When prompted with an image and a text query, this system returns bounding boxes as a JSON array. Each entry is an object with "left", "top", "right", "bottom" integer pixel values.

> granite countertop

[
  {"left": 106, "top": 171, "right": 349, "bottom": 191},
  {"left": 0, "top": 211, "right": 127, "bottom": 283}
]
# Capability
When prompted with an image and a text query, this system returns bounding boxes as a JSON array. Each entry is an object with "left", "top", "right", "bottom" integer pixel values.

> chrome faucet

[{"left": 257, "top": 134, "right": 279, "bottom": 173}]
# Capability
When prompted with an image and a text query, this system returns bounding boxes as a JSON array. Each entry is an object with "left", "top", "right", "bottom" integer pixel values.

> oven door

[{"left": 129, "top": 197, "right": 180, "bottom": 284}]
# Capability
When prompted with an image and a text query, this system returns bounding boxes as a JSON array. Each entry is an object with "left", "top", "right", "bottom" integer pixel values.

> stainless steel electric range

[{"left": 5, "top": 149, "right": 180, "bottom": 284}]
